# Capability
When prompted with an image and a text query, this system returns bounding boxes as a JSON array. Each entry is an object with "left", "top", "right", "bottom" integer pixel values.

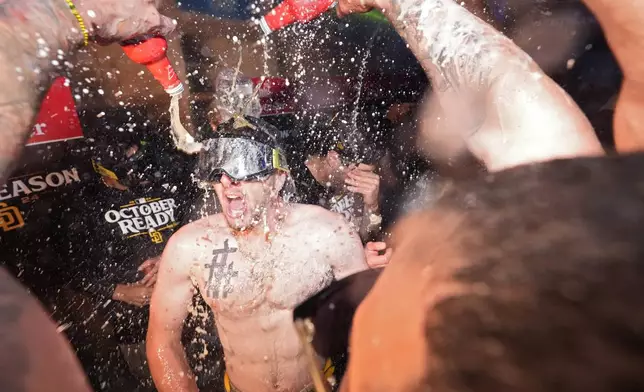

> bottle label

[{"left": 167, "top": 65, "right": 177, "bottom": 82}]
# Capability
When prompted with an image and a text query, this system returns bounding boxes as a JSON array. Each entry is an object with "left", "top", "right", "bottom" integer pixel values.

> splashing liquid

[
  {"left": 169, "top": 94, "right": 203, "bottom": 154},
  {"left": 262, "top": 38, "right": 271, "bottom": 78},
  {"left": 351, "top": 27, "right": 381, "bottom": 132}
]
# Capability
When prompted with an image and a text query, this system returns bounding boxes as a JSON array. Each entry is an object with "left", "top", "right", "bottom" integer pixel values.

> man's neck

[
  {"left": 259, "top": 199, "right": 287, "bottom": 241},
  {"left": 234, "top": 199, "right": 287, "bottom": 241}
]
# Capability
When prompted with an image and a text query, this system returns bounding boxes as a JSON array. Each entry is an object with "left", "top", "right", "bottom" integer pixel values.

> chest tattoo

[{"left": 205, "top": 239, "right": 238, "bottom": 299}]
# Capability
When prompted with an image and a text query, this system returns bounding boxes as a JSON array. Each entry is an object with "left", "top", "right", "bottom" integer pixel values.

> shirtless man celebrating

[{"left": 146, "top": 116, "right": 370, "bottom": 392}]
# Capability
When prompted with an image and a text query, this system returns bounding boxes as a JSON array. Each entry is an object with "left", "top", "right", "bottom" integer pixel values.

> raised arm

[
  {"left": 338, "top": 0, "right": 603, "bottom": 171},
  {"left": 146, "top": 231, "right": 199, "bottom": 392},
  {"left": 0, "top": 0, "right": 174, "bottom": 184},
  {"left": 0, "top": 0, "right": 78, "bottom": 183}
]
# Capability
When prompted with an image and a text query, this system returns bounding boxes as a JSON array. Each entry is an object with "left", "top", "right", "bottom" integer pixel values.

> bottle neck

[
  {"left": 259, "top": 16, "right": 273, "bottom": 36},
  {"left": 165, "top": 82, "right": 185, "bottom": 96}
]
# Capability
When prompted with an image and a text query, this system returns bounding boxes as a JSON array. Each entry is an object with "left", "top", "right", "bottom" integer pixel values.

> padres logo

[
  {"left": 149, "top": 231, "right": 163, "bottom": 244},
  {"left": 0, "top": 202, "right": 25, "bottom": 232}
]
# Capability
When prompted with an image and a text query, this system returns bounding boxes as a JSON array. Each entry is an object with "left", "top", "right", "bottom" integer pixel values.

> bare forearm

[
  {"left": 377, "top": 0, "right": 525, "bottom": 98},
  {"left": 581, "top": 0, "right": 644, "bottom": 84},
  {"left": 581, "top": 0, "right": 644, "bottom": 152},
  {"left": 147, "top": 337, "right": 198, "bottom": 392},
  {"left": 0, "top": 0, "right": 82, "bottom": 183},
  {"left": 359, "top": 210, "right": 378, "bottom": 240},
  {"left": 376, "top": 0, "right": 538, "bottom": 155}
]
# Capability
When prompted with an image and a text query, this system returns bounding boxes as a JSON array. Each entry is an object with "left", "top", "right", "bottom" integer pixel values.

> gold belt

[
  {"left": 224, "top": 373, "right": 314, "bottom": 392},
  {"left": 223, "top": 359, "right": 334, "bottom": 392}
]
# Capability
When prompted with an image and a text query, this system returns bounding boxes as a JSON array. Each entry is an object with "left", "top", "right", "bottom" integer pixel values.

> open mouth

[{"left": 225, "top": 193, "right": 246, "bottom": 218}]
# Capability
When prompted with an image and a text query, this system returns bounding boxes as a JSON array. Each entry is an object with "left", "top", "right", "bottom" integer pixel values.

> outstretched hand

[{"left": 76, "top": 0, "right": 176, "bottom": 44}]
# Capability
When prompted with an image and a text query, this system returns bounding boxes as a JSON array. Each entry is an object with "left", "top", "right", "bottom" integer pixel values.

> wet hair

[{"left": 409, "top": 153, "right": 644, "bottom": 392}]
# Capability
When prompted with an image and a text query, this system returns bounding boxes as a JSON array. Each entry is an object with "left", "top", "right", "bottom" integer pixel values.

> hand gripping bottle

[
  {"left": 259, "top": 0, "right": 336, "bottom": 35},
  {"left": 121, "top": 36, "right": 185, "bottom": 96}
]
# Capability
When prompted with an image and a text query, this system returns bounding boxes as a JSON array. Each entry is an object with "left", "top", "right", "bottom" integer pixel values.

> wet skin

[{"left": 147, "top": 174, "right": 368, "bottom": 392}]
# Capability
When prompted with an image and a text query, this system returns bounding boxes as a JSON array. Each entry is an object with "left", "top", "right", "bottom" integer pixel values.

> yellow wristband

[{"left": 63, "top": 0, "right": 89, "bottom": 46}]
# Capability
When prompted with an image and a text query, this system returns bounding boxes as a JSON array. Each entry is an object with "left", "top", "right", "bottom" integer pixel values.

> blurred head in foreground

[{"left": 343, "top": 153, "right": 644, "bottom": 391}]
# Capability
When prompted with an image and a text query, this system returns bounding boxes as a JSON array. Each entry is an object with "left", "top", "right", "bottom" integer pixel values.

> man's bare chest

[{"left": 191, "top": 237, "right": 333, "bottom": 317}]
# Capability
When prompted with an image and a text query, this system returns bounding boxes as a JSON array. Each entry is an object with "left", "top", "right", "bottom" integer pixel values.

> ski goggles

[
  {"left": 292, "top": 268, "right": 384, "bottom": 392},
  {"left": 195, "top": 137, "right": 289, "bottom": 184}
]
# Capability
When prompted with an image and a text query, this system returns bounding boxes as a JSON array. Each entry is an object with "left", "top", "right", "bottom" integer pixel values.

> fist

[
  {"left": 337, "top": 0, "right": 381, "bottom": 17},
  {"left": 365, "top": 241, "right": 392, "bottom": 268},
  {"left": 76, "top": 0, "right": 176, "bottom": 44}
]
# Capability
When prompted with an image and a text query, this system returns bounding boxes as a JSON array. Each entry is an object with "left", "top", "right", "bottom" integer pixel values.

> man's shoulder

[
  {"left": 170, "top": 214, "right": 227, "bottom": 246},
  {"left": 287, "top": 203, "right": 354, "bottom": 239},
  {"left": 284, "top": 204, "right": 363, "bottom": 268},
  {"left": 289, "top": 203, "right": 346, "bottom": 226}
]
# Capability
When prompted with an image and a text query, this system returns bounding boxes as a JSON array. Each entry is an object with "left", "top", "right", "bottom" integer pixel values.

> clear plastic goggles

[{"left": 195, "top": 137, "right": 288, "bottom": 184}]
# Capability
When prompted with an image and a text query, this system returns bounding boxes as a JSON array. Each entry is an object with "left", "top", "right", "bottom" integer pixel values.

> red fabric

[{"left": 26, "top": 77, "right": 84, "bottom": 146}]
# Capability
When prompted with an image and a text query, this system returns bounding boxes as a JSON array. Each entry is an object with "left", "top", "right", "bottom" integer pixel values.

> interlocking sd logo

[
  {"left": 0, "top": 202, "right": 25, "bottom": 232},
  {"left": 149, "top": 231, "right": 164, "bottom": 244}
]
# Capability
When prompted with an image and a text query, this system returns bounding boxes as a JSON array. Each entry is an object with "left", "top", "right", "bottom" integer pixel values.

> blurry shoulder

[{"left": 287, "top": 203, "right": 355, "bottom": 238}]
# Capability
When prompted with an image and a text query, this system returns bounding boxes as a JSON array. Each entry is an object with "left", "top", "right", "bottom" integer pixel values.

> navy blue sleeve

[{"left": 54, "top": 188, "right": 118, "bottom": 301}]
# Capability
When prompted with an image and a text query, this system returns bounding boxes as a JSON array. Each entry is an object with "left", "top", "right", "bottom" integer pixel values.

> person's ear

[
  {"left": 305, "top": 155, "right": 329, "bottom": 185},
  {"left": 327, "top": 150, "right": 342, "bottom": 167}
]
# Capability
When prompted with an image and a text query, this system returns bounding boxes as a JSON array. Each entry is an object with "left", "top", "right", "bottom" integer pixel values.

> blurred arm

[
  {"left": 0, "top": 0, "right": 82, "bottom": 183},
  {"left": 581, "top": 0, "right": 644, "bottom": 152},
  {"left": 0, "top": 267, "right": 92, "bottom": 392},
  {"left": 375, "top": 0, "right": 603, "bottom": 171},
  {"left": 146, "top": 232, "right": 199, "bottom": 392}
]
